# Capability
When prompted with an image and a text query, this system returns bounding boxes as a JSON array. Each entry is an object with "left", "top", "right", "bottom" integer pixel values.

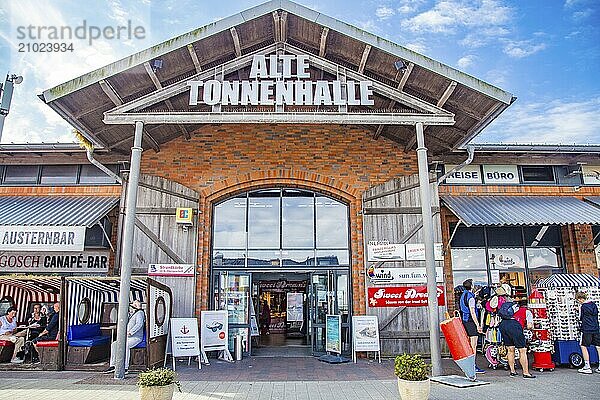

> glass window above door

[{"left": 212, "top": 189, "right": 350, "bottom": 269}]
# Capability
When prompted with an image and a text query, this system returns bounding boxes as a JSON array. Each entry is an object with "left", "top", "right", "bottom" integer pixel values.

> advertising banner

[
  {"left": 367, "top": 286, "right": 445, "bottom": 307},
  {"left": 286, "top": 292, "right": 304, "bottom": 322},
  {"left": 367, "top": 241, "right": 405, "bottom": 262},
  {"left": 170, "top": 318, "right": 200, "bottom": 357},
  {"left": 352, "top": 316, "right": 380, "bottom": 352},
  {"left": 0, "top": 250, "right": 109, "bottom": 274},
  {"left": 405, "top": 243, "right": 444, "bottom": 261},
  {"left": 200, "top": 310, "right": 228, "bottom": 350},
  {"left": 0, "top": 225, "right": 86, "bottom": 252},
  {"left": 148, "top": 263, "right": 195, "bottom": 277},
  {"left": 366, "top": 266, "right": 444, "bottom": 284},
  {"left": 325, "top": 314, "right": 342, "bottom": 354}
]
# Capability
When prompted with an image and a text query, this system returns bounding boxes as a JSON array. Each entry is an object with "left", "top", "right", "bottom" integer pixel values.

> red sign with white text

[{"left": 367, "top": 286, "right": 445, "bottom": 307}]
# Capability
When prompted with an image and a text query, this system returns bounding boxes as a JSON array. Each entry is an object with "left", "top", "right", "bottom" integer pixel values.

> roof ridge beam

[
  {"left": 319, "top": 27, "right": 329, "bottom": 57},
  {"left": 280, "top": 11, "right": 288, "bottom": 42},
  {"left": 358, "top": 45, "right": 371, "bottom": 74},
  {"left": 437, "top": 81, "right": 457, "bottom": 107},
  {"left": 230, "top": 27, "right": 242, "bottom": 58},
  {"left": 187, "top": 44, "right": 202, "bottom": 73},
  {"left": 396, "top": 62, "right": 414, "bottom": 91}
]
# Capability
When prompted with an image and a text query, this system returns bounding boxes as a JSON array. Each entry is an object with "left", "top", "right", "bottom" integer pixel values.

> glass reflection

[
  {"left": 316, "top": 196, "right": 348, "bottom": 248},
  {"left": 316, "top": 250, "right": 349, "bottom": 266},
  {"left": 247, "top": 250, "right": 281, "bottom": 266},
  {"left": 281, "top": 250, "right": 316, "bottom": 266},
  {"left": 282, "top": 190, "right": 314, "bottom": 248},
  {"left": 213, "top": 250, "right": 247, "bottom": 267},
  {"left": 213, "top": 197, "right": 247, "bottom": 248},
  {"left": 248, "top": 190, "right": 280, "bottom": 249}
]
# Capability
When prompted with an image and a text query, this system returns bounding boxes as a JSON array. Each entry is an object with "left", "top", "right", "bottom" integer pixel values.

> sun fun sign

[{"left": 187, "top": 54, "right": 374, "bottom": 107}]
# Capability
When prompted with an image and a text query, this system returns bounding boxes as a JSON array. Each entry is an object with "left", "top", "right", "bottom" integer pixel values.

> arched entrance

[{"left": 210, "top": 188, "right": 351, "bottom": 357}]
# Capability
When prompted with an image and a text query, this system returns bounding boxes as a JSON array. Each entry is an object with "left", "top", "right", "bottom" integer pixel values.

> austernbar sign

[{"left": 187, "top": 54, "right": 374, "bottom": 107}]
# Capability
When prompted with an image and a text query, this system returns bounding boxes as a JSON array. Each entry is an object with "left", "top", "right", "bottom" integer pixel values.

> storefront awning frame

[{"left": 441, "top": 195, "right": 600, "bottom": 227}]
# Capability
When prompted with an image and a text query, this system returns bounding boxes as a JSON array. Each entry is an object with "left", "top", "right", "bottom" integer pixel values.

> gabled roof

[{"left": 40, "top": 0, "right": 515, "bottom": 156}]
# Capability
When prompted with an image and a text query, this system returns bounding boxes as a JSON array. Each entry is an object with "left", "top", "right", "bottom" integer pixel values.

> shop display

[
  {"left": 528, "top": 289, "right": 555, "bottom": 372},
  {"left": 536, "top": 273, "right": 600, "bottom": 368}
]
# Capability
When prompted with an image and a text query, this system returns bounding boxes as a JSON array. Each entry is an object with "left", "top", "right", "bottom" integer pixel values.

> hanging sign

[
  {"left": 286, "top": 292, "right": 304, "bottom": 322},
  {"left": 170, "top": 318, "right": 200, "bottom": 357},
  {"left": 366, "top": 266, "right": 444, "bottom": 284},
  {"left": 188, "top": 54, "right": 374, "bottom": 107},
  {"left": 352, "top": 316, "right": 380, "bottom": 352},
  {"left": 0, "top": 225, "right": 85, "bottom": 252},
  {"left": 325, "top": 314, "right": 342, "bottom": 354},
  {"left": 367, "top": 285, "right": 445, "bottom": 307},
  {"left": 405, "top": 243, "right": 444, "bottom": 261},
  {"left": 582, "top": 166, "right": 600, "bottom": 185},
  {"left": 444, "top": 164, "right": 482, "bottom": 184},
  {"left": 148, "top": 263, "right": 195, "bottom": 277},
  {"left": 367, "top": 241, "right": 405, "bottom": 262},
  {"left": 482, "top": 165, "right": 520, "bottom": 185},
  {"left": 0, "top": 250, "right": 109, "bottom": 273}
]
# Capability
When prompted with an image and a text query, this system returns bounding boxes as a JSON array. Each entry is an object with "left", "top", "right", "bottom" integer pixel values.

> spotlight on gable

[
  {"left": 394, "top": 60, "right": 407, "bottom": 71},
  {"left": 151, "top": 59, "right": 163, "bottom": 72}
]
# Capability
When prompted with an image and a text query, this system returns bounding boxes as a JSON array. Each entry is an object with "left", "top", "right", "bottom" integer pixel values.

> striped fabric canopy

[
  {"left": 536, "top": 273, "right": 600, "bottom": 288},
  {"left": 0, "top": 277, "right": 61, "bottom": 321}
]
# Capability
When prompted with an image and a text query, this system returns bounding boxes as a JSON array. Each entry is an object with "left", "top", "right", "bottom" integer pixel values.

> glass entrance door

[
  {"left": 309, "top": 270, "right": 350, "bottom": 355},
  {"left": 214, "top": 271, "right": 252, "bottom": 355}
]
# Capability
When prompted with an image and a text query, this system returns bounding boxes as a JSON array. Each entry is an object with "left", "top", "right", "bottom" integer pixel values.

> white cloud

[
  {"left": 375, "top": 6, "right": 395, "bottom": 19},
  {"left": 476, "top": 97, "right": 600, "bottom": 144},
  {"left": 405, "top": 41, "right": 427, "bottom": 53},
  {"left": 503, "top": 39, "right": 546, "bottom": 58},
  {"left": 397, "top": 0, "right": 426, "bottom": 14},
  {"left": 401, "top": 0, "right": 513, "bottom": 34},
  {"left": 457, "top": 54, "right": 476, "bottom": 68},
  {"left": 460, "top": 26, "right": 510, "bottom": 48}
]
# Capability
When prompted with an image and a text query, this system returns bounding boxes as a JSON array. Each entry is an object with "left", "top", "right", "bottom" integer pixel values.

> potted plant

[
  {"left": 137, "top": 367, "right": 182, "bottom": 400},
  {"left": 394, "top": 353, "right": 431, "bottom": 400}
]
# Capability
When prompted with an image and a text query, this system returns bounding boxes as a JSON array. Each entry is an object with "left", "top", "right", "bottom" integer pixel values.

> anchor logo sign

[{"left": 180, "top": 325, "right": 190, "bottom": 334}]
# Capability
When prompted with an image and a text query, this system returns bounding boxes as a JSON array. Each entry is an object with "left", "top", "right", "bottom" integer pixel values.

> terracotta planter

[
  {"left": 139, "top": 384, "right": 175, "bottom": 400},
  {"left": 397, "top": 378, "right": 430, "bottom": 400}
]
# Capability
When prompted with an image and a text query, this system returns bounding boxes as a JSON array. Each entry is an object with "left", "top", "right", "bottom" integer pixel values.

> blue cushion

[
  {"left": 133, "top": 330, "right": 147, "bottom": 349},
  {"left": 69, "top": 336, "right": 110, "bottom": 347},
  {"left": 67, "top": 323, "right": 101, "bottom": 341}
]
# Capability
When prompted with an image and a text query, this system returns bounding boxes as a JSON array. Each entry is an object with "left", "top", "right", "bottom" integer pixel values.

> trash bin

[{"left": 234, "top": 334, "right": 243, "bottom": 361}]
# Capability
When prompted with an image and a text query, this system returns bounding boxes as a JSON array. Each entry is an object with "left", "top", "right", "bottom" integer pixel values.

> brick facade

[{"left": 140, "top": 124, "right": 419, "bottom": 317}]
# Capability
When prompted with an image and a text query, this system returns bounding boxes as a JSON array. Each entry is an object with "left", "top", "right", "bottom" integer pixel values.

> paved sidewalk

[{"left": 0, "top": 357, "right": 598, "bottom": 400}]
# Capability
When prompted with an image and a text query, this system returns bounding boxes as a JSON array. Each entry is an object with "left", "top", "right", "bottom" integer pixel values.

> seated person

[
  {"left": 15, "top": 304, "right": 47, "bottom": 341},
  {"left": 105, "top": 300, "right": 145, "bottom": 373},
  {"left": 33, "top": 302, "right": 60, "bottom": 345},
  {"left": 0, "top": 307, "right": 26, "bottom": 364}
]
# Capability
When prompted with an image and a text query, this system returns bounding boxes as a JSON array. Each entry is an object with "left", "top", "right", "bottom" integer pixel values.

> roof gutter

[
  {"left": 437, "top": 145, "right": 475, "bottom": 184},
  {"left": 86, "top": 148, "right": 122, "bottom": 185}
]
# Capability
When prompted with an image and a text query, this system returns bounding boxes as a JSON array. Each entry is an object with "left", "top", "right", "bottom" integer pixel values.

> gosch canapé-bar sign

[
  {"left": 188, "top": 54, "right": 374, "bottom": 107},
  {"left": 367, "top": 286, "right": 445, "bottom": 307}
]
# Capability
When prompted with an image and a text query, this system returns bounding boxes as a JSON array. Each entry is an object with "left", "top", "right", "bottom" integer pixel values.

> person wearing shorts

[
  {"left": 576, "top": 291, "right": 600, "bottom": 374},
  {"left": 498, "top": 301, "right": 535, "bottom": 379},
  {"left": 459, "top": 279, "right": 485, "bottom": 373}
]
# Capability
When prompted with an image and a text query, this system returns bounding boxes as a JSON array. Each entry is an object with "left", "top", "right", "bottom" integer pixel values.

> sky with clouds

[{"left": 0, "top": 0, "right": 598, "bottom": 145}]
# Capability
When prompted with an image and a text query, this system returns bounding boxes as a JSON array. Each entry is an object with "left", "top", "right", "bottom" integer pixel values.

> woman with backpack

[{"left": 497, "top": 290, "right": 536, "bottom": 379}]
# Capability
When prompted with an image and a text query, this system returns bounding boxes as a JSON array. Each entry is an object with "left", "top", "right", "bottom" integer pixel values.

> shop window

[
  {"left": 554, "top": 166, "right": 583, "bottom": 185},
  {"left": 248, "top": 190, "right": 280, "bottom": 249},
  {"left": 316, "top": 250, "right": 349, "bottom": 266},
  {"left": 527, "top": 247, "right": 563, "bottom": 287},
  {"left": 523, "top": 226, "right": 561, "bottom": 247},
  {"left": 247, "top": 250, "right": 281, "bottom": 266},
  {"left": 79, "top": 164, "right": 120, "bottom": 184},
  {"left": 213, "top": 250, "right": 246, "bottom": 267},
  {"left": 40, "top": 165, "right": 78, "bottom": 184},
  {"left": 0, "top": 166, "right": 3, "bottom": 183},
  {"left": 520, "top": 165, "right": 555, "bottom": 183},
  {"left": 486, "top": 226, "right": 523, "bottom": 247},
  {"left": 594, "top": 226, "right": 600, "bottom": 270},
  {"left": 3, "top": 165, "right": 39, "bottom": 184},
  {"left": 451, "top": 248, "right": 488, "bottom": 287},
  {"left": 85, "top": 217, "right": 112, "bottom": 248},
  {"left": 282, "top": 250, "right": 316, "bottom": 266},
  {"left": 316, "top": 196, "right": 348, "bottom": 248},
  {"left": 489, "top": 248, "right": 527, "bottom": 300},
  {"left": 449, "top": 224, "right": 485, "bottom": 247},
  {"left": 213, "top": 196, "right": 247, "bottom": 249}
]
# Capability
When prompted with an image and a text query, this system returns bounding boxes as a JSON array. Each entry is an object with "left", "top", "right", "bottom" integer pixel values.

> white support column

[
  {"left": 415, "top": 121, "right": 442, "bottom": 376},
  {"left": 114, "top": 120, "right": 144, "bottom": 380}
]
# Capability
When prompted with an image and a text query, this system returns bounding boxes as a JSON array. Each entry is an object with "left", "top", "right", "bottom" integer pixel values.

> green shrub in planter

[
  {"left": 394, "top": 353, "right": 431, "bottom": 381},
  {"left": 137, "top": 367, "right": 182, "bottom": 392}
]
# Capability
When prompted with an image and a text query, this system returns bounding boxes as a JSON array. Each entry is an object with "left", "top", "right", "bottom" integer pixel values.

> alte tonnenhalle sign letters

[{"left": 187, "top": 54, "right": 374, "bottom": 107}]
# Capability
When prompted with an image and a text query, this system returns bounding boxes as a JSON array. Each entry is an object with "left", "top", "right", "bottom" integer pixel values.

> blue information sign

[{"left": 325, "top": 314, "right": 341, "bottom": 354}]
